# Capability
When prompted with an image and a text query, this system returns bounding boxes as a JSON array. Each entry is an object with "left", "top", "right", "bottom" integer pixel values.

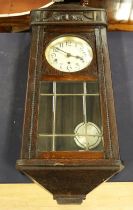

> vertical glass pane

[
  {"left": 55, "top": 96, "right": 83, "bottom": 134},
  {"left": 56, "top": 82, "right": 83, "bottom": 94},
  {"left": 38, "top": 96, "right": 53, "bottom": 134},
  {"left": 55, "top": 136, "right": 79, "bottom": 151},
  {"left": 37, "top": 136, "right": 53, "bottom": 151},
  {"left": 86, "top": 82, "right": 99, "bottom": 94},
  {"left": 40, "top": 82, "right": 53, "bottom": 94},
  {"left": 86, "top": 96, "right": 102, "bottom": 129}
]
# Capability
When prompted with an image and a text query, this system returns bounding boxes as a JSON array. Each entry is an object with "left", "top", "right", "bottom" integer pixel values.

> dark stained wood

[
  {"left": 0, "top": 15, "right": 30, "bottom": 32},
  {"left": 17, "top": 159, "right": 123, "bottom": 168},
  {"left": 37, "top": 151, "right": 104, "bottom": 159},
  {"left": 0, "top": 25, "right": 12, "bottom": 32},
  {"left": 16, "top": 4, "right": 123, "bottom": 204},
  {"left": 100, "top": 28, "right": 120, "bottom": 159},
  {"left": 17, "top": 159, "right": 122, "bottom": 203},
  {"left": 41, "top": 74, "right": 97, "bottom": 81},
  {"left": 16, "top": 165, "right": 120, "bottom": 204},
  {"left": 0, "top": 0, "right": 53, "bottom": 32}
]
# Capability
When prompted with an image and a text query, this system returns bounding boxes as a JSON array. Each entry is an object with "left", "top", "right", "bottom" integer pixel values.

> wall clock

[{"left": 16, "top": 3, "right": 123, "bottom": 204}]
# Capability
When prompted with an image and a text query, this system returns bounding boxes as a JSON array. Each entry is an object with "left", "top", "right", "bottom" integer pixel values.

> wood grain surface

[
  {"left": 0, "top": 0, "right": 54, "bottom": 32},
  {"left": 0, "top": 183, "right": 133, "bottom": 209},
  {"left": 0, "top": 0, "right": 53, "bottom": 15},
  {"left": 0, "top": 0, "right": 133, "bottom": 31}
]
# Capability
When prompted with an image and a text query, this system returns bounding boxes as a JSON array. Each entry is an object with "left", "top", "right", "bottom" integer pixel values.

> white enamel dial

[{"left": 45, "top": 36, "right": 93, "bottom": 72}]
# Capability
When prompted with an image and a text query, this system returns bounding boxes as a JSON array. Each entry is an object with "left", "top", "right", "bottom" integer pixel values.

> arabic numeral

[
  {"left": 53, "top": 47, "right": 58, "bottom": 52},
  {"left": 66, "top": 41, "right": 72, "bottom": 46},
  {"left": 59, "top": 42, "right": 64, "bottom": 48},
  {"left": 51, "top": 53, "right": 56, "bottom": 58}
]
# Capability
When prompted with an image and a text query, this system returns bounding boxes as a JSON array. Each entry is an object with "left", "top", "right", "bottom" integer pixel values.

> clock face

[{"left": 45, "top": 36, "right": 93, "bottom": 72}]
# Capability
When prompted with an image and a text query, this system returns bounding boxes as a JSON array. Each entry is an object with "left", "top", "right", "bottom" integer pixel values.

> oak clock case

[{"left": 16, "top": 4, "right": 123, "bottom": 204}]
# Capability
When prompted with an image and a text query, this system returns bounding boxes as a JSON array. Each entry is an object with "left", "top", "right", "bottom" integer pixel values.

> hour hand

[
  {"left": 75, "top": 55, "right": 84, "bottom": 61},
  {"left": 70, "top": 54, "right": 84, "bottom": 62}
]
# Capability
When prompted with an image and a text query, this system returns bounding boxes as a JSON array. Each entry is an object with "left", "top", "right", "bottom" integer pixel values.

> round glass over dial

[
  {"left": 74, "top": 122, "right": 102, "bottom": 150},
  {"left": 45, "top": 36, "right": 93, "bottom": 72}
]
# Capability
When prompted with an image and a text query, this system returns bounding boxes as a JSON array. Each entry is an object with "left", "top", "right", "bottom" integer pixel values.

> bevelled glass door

[{"left": 37, "top": 81, "right": 103, "bottom": 152}]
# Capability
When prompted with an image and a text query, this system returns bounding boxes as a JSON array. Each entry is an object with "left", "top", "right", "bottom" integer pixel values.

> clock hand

[
  {"left": 75, "top": 55, "right": 84, "bottom": 61},
  {"left": 55, "top": 47, "right": 76, "bottom": 58},
  {"left": 70, "top": 54, "right": 84, "bottom": 62},
  {"left": 55, "top": 47, "right": 84, "bottom": 61},
  {"left": 55, "top": 47, "right": 69, "bottom": 55}
]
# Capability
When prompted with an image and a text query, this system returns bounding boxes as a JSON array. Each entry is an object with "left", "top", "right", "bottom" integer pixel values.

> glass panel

[
  {"left": 55, "top": 96, "right": 83, "bottom": 134},
  {"left": 86, "top": 96, "right": 102, "bottom": 129},
  {"left": 37, "top": 136, "right": 53, "bottom": 152},
  {"left": 55, "top": 136, "right": 79, "bottom": 151},
  {"left": 56, "top": 82, "right": 83, "bottom": 94},
  {"left": 38, "top": 96, "right": 53, "bottom": 134},
  {"left": 86, "top": 82, "right": 99, "bottom": 94},
  {"left": 37, "top": 81, "right": 103, "bottom": 152},
  {"left": 40, "top": 82, "right": 53, "bottom": 94},
  {"left": 37, "top": 135, "right": 103, "bottom": 152}
]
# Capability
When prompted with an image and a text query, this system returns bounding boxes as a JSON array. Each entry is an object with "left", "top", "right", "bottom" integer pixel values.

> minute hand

[
  {"left": 55, "top": 47, "right": 84, "bottom": 61},
  {"left": 55, "top": 47, "right": 69, "bottom": 55}
]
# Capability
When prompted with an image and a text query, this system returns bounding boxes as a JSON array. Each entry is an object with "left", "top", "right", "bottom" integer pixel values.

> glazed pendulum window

[{"left": 37, "top": 81, "right": 103, "bottom": 152}]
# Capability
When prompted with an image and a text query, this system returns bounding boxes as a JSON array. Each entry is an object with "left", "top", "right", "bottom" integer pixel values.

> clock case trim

[
  {"left": 16, "top": 4, "right": 123, "bottom": 204},
  {"left": 30, "top": 4, "right": 107, "bottom": 26}
]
